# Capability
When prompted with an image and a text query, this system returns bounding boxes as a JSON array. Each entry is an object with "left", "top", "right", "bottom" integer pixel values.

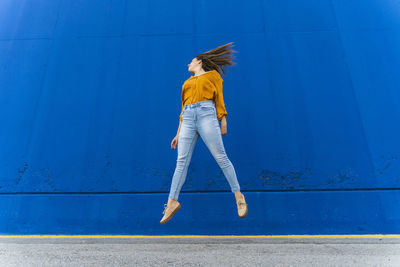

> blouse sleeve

[{"left": 214, "top": 76, "right": 228, "bottom": 121}]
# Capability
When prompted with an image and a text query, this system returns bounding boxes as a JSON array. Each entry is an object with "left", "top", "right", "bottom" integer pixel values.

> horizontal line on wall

[
  {"left": 0, "top": 234, "right": 400, "bottom": 238},
  {"left": 1, "top": 28, "right": 396, "bottom": 41},
  {"left": 0, "top": 188, "right": 400, "bottom": 195},
  {"left": 0, "top": 29, "right": 340, "bottom": 41}
]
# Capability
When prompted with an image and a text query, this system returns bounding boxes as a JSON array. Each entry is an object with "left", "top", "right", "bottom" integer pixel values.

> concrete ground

[{"left": 0, "top": 236, "right": 399, "bottom": 266}]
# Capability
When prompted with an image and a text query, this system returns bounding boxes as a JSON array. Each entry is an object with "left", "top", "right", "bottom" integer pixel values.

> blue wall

[{"left": 0, "top": 0, "right": 399, "bottom": 235}]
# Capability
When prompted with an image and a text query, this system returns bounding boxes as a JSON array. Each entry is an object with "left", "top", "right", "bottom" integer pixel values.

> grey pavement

[{"left": 0, "top": 237, "right": 399, "bottom": 266}]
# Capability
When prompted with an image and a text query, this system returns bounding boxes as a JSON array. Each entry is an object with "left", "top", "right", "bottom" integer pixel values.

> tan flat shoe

[
  {"left": 236, "top": 194, "right": 248, "bottom": 218},
  {"left": 160, "top": 201, "right": 181, "bottom": 224}
]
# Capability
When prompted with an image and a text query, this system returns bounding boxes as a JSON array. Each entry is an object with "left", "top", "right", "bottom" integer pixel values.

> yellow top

[{"left": 179, "top": 69, "right": 228, "bottom": 122}]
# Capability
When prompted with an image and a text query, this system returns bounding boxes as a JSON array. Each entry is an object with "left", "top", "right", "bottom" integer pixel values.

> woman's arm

[
  {"left": 176, "top": 120, "right": 182, "bottom": 137},
  {"left": 171, "top": 119, "right": 182, "bottom": 149},
  {"left": 177, "top": 101, "right": 184, "bottom": 136},
  {"left": 220, "top": 115, "right": 227, "bottom": 135},
  {"left": 214, "top": 77, "right": 228, "bottom": 121}
]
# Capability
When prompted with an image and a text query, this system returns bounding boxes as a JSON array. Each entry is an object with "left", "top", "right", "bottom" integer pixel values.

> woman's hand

[
  {"left": 171, "top": 135, "right": 179, "bottom": 149},
  {"left": 220, "top": 117, "right": 227, "bottom": 135}
]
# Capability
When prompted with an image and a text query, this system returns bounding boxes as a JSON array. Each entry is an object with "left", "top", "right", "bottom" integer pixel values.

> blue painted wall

[{"left": 0, "top": 0, "right": 399, "bottom": 235}]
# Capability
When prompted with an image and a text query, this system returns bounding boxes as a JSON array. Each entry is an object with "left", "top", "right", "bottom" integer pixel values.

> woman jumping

[{"left": 160, "top": 42, "right": 248, "bottom": 224}]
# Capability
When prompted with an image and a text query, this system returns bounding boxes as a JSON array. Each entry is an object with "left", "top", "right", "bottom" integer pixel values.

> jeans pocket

[
  {"left": 182, "top": 108, "right": 189, "bottom": 118},
  {"left": 200, "top": 106, "right": 215, "bottom": 111}
]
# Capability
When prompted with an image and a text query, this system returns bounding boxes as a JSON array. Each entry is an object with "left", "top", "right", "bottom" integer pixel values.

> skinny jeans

[{"left": 169, "top": 99, "right": 240, "bottom": 200}]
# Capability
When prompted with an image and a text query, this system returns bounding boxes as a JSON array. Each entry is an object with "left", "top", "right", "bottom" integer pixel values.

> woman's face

[{"left": 188, "top": 57, "right": 202, "bottom": 73}]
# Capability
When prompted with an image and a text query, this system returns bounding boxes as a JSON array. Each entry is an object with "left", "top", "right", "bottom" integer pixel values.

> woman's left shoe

[
  {"left": 160, "top": 201, "right": 181, "bottom": 224},
  {"left": 236, "top": 193, "right": 248, "bottom": 218}
]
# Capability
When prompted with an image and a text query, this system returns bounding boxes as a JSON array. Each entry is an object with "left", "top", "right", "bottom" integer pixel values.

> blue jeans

[{"left": 169, "top": 99, "right": 241, "bottom": 200}]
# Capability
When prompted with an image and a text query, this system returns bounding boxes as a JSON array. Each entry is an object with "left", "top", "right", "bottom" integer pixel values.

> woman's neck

[{"left": 194, "top": 70, "right": 211, "bottom": 77}]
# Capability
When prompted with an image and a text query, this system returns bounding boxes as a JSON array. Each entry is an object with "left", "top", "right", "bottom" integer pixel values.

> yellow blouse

[{"left": 179, "top": 69, "right": 228, "bottom": 122}]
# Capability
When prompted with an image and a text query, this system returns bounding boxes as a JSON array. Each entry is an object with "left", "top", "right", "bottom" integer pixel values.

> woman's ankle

[
  {"left": 234, "top": 191, "right": 242, "bottom": 199},
  {"left": 168, "top": 197, "right": 178, "bottom": 205}
]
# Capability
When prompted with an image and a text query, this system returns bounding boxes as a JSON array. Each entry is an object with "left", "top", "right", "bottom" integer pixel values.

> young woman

[{"left": 160, "top": 42, "right": 248, "bottom": 224}]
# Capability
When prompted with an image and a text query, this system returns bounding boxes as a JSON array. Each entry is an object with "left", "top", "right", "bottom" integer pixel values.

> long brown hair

[{"left": 196, "top": 42, "right": 237, "bottom": 77}]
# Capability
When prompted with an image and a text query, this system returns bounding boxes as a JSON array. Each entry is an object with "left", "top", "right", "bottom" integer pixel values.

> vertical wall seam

[{"left": 329, "top": 0, "right": 376, "bottom": 179}]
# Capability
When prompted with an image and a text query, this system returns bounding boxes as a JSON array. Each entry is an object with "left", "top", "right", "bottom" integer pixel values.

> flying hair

[{"left": 195, "top": 42, "right": 238, "bottom": 77}]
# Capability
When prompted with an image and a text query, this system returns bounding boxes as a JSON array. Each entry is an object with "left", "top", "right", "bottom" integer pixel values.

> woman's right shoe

[
  {"left": 160, "top": 201, "right": 181, "bottom": 224},
  {"left": 236, "top": 193, "right": 248, "bottom": 218}
]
